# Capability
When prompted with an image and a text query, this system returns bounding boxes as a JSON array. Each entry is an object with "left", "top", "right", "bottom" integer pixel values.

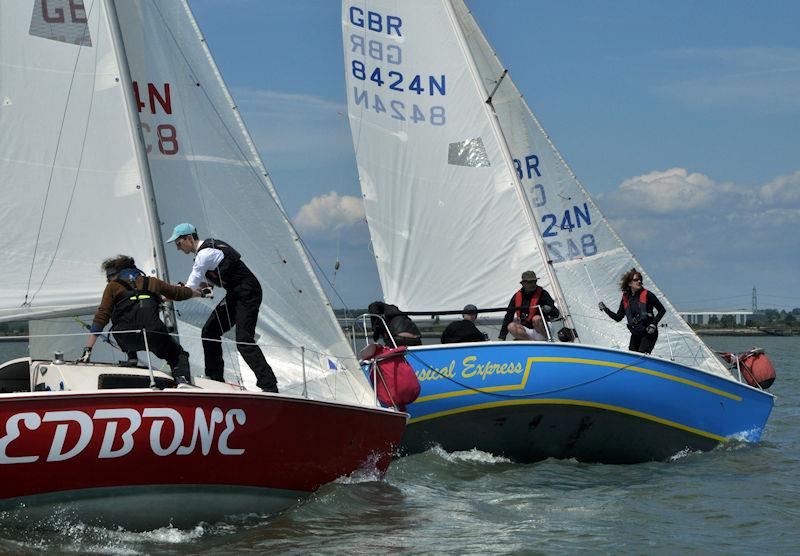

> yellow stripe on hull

[{"left": 408, "top": 397, "right": 727, "bottom": 442}]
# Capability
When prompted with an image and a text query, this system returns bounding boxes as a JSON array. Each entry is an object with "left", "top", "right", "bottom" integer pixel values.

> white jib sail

[
  {"left": 344, "top": 0, "right": 729, "bottom": 377},
  {"left": 113, "top": 1, "right": 373, "bottom": 402}
]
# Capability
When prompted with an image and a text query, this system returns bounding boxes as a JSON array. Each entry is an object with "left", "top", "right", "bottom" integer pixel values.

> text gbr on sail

[{"left": 348, "top": 6, "right": 402, "bottom": 36}]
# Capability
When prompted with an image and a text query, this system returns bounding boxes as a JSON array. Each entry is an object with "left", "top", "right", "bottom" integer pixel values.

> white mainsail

[
  {"left": 0, "top": 0, "right": 155, "bottom": 321},
  {"left": 0, "top": 0, "right": 374, "bottom": 403},
  {"left": 344, "top": 0, "right": 729, "bottom": 377}
]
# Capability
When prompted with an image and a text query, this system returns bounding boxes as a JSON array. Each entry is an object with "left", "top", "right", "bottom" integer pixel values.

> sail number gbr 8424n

[{"left": 346, "top": 5, "right": 446, "bottom": 126}]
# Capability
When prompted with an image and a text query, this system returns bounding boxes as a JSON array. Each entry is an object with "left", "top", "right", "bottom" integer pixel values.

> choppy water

[{"left": 0, "top": 336, "right": 797, "bottom": 554}]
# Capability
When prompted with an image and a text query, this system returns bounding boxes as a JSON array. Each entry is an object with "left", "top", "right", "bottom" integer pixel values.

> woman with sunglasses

[{"left": 599, "top": 268, "right": 665, "bottom": 354}]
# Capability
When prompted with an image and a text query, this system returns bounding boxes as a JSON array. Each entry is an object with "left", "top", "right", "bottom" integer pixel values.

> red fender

[{"left": 722, "top": 348, "right": 776, "bottom": 389}]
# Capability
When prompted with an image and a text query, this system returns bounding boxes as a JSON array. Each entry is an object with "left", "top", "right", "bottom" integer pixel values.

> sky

[{"left": 189, "top": 0, "right": 800, "bottom": 312}]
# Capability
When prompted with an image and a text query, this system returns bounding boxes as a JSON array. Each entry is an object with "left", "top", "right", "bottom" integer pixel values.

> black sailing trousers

[
  {"left": 201, "top": 281, "right": 277, "bottom": 391},
  {"left": 113, "top": 326, "right": 190, "bottom": 381}
]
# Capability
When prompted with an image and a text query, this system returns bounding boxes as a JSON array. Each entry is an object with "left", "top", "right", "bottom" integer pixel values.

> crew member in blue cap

[{"left": 167, "top": 223, "right": 279, "bottom": 392}]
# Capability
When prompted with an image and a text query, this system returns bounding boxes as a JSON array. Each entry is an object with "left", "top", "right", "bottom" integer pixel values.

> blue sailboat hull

[{"left": 392, "top": 341, "right": 774, "bottom": 463}]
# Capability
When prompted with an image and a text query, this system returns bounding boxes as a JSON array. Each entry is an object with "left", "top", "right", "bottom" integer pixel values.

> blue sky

[{"left": 189, "top": 0, "right": 800, "bottom": 312}]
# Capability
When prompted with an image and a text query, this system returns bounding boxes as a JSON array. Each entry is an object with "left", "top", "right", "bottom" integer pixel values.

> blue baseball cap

[{"left": 166, "top": 223, "right": 197, "bottom": 243}]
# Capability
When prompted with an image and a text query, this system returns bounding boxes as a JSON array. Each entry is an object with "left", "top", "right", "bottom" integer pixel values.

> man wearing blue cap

[{"left": 167, "top": 223, "right": 279, "bottom": 392}]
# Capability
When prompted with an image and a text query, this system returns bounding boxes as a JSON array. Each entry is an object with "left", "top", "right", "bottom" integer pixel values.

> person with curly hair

[
  {"left": 82, "top": 255, "right": 198, "bottom": 384},
  {"left": 599, "top": 268, "right": 665, "bottom": 354}
]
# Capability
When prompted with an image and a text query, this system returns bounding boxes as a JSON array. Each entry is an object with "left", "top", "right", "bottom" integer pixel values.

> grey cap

[{"left": 463, "top": 304, "right": 478, "bottom": 315}]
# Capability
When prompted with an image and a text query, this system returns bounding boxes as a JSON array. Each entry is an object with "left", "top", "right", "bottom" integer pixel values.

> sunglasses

[
  {"left": 631, "top": 277, "right": 642, "bottom": 282},
  {"left": 521, "top": 279, "right": 537, "bottom": 284}
]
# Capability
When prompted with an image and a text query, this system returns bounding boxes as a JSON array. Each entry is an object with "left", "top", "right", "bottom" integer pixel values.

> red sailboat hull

[{"left": 0, "top": 389, "right": 406, "bottom": 528}]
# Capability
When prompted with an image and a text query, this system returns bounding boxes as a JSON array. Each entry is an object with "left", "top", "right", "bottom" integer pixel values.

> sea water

[{"left": 0, "top": 336, "right": 797, "bottom": 554}]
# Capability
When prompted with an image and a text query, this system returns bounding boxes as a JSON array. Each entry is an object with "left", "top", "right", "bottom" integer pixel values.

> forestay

[
  {"left": 0, "top": 0, "right": 374, "bottom": 403},
  {"left": 344, "top": 0, "right": 728, "bottom": 377}
]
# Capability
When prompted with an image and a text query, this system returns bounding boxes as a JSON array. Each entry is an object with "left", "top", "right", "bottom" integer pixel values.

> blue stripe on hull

[{"left": 395, "top": 342, "right": 774, "bottom": 463}]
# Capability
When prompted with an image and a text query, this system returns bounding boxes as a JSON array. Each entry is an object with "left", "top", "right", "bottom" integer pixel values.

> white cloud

[
  {"left": 759, "top": 170, "right": 800, "bottom": 205},
  {"left": 606, "top": 167, "right": 800, "bottom": 218},
  {"left": 617, "top": 167, "right": 718, "bottom": 213},
  {"left": 293, "top": 191, "right": 365, "bottom": 234}
]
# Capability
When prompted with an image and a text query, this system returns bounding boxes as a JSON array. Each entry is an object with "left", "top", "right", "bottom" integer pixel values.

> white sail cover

[
  {"left": 0, "top": 0, "right": 155, "bottom": 321},
  {"left": 0, "top": 0, "right": 374, "bottom": 403},
  {"left": 344, "top": 0, "right": 729, "bottom": 377}
]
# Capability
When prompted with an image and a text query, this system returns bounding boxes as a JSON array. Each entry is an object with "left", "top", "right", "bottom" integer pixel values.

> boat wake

[
  {"left": 428, "top": 445, "right": 512, "bottom": 465},
  {"left": 0, "top": 510, "right": 207, "bottom": 554}
]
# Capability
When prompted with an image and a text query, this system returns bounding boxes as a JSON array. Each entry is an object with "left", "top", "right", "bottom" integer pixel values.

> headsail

[
  {"left": 112, "top": 0, "right": 372, "bottom": 401},
  {"left": 344, "top": 0, "right": 728, "bottom": 376}
]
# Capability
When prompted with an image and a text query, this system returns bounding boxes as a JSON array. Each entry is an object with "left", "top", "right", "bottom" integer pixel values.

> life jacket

[
  {"left": 110, "top": 268, "right": 161, "bottom": 328},
  {"left": 514, "top": 286, "right": 542, "bottom": 326},
  {"left": 622, "top": 288, "right": 651, "bottom": 333},
  {"left": 197, "top": 238, "right": 254, "bottom": 290}
]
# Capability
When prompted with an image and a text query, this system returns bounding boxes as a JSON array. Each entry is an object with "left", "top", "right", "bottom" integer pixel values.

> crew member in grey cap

[{"left": 441, "top": 304, "right": 488, "bottom": 344}]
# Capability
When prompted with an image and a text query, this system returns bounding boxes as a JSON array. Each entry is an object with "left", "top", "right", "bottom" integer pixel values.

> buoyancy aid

[
  {"left": 110, "top": 269, "right": 161, "bottom": 329},
  {"left": 514, "top": 286, "right": 542, "bottom": 326},
  {"left": 197, "top": 238, "right": 254, "bottom": 290},
  {"left": 622, "top": 288, "right": 652, "bottom": 334}
]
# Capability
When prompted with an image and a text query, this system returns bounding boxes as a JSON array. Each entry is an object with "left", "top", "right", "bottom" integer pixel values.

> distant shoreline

[{"left": 695, "top": 328, "right": 799, "bottom": 337}]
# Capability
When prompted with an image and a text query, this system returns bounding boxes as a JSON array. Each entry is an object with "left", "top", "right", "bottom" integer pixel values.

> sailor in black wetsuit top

[
  {"left": 168, "top": 223, "right": 279, "bottom": 392},
  {"left": 599, "top": 268, "right": 666, "bottom": 354}
]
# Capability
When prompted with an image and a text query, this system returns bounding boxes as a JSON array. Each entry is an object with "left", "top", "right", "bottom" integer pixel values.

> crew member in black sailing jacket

[
  {"left": 499, "top": 270, "right": 559, "bottom": 341},
  {"left": 441, "top": 304, "right": 487, "bottom": 344},
  {"left": 368, "top": 301, "right": 422, "bottom": 347},
  {"left": 168, "top": 223, "right": 279, "bottom": 392},
  {"left": 599, "top": 268, "right": 666, "bottom": 354},
  {"left": 81, "top": 255, "right": 198, "bottom": 384}
]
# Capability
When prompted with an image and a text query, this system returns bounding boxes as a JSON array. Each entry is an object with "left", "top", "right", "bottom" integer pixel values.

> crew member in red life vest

[
  {"left": 599, "top": 268, "right": 666, "bottom": 354},
  {"left": 167, "top": 223, "right": 279, "bottom": 392},
  {"left": 499, "top": 271, "right": 560, "bottom": 341}
]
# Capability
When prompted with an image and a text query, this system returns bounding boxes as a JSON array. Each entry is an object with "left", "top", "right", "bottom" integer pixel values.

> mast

[
  {"left": 103, "top": 0, "right": 177, "bottom": 330},
  {"left": 442, "top": 0, "right": 576, "bottom": 334}
]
